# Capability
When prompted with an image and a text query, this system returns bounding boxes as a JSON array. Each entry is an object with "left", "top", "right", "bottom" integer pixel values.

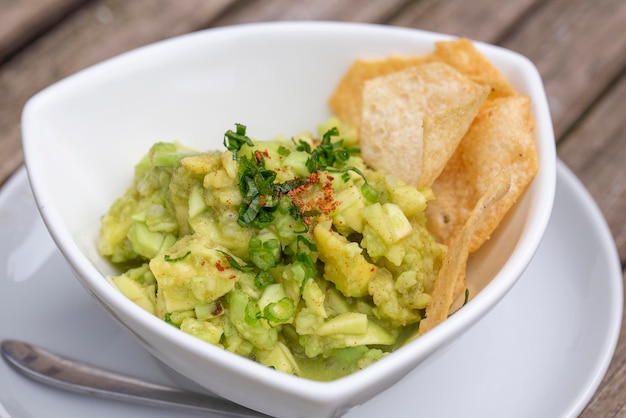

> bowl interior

[{"left": 21, "top": 22, "right": 555, "bottom": 417}]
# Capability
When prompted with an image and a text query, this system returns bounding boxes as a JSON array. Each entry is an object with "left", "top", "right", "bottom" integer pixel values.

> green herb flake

[
  {"left": 277, "top": 145, "right": 291, "bottom": 156},
  {"left": 223, "top": 123, "right": 254, "bottom": 160},
  {"left": 164, "top": 251, "right": 191, "bottom": 263},
  {"left": 217, "top": 250, "right": 254, "bottom": 272}
]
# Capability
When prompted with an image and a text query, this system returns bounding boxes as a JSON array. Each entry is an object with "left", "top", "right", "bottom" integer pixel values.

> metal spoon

[{"left": 0, "top": 339, "right": 269, "bottom": 417}]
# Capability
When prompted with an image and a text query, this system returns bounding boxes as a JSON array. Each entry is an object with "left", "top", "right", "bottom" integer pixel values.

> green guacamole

[{"left": 98, "top": 118, "right": 445, "bottom": 381}]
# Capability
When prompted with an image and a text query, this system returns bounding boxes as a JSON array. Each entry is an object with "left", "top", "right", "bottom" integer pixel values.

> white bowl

[{"left": 21, "top": 22, "right": 556, "bottom": 418}]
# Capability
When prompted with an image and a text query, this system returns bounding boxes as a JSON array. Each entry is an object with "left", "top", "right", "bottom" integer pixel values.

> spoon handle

[{"left": 0, "top": 340, "right": 268, "bottom": 417}]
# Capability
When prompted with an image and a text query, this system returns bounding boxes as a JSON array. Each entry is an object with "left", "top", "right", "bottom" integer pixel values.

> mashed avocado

[{"left": 98, "top": 118, "right": 445, "bottom": 381}]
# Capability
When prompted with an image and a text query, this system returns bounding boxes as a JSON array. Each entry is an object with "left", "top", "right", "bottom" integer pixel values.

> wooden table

[{"left": 1, "top": 1, "right": 624, "bottom": 416}]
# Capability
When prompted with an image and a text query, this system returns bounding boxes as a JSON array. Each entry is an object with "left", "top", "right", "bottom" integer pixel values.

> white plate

[{"left": 0, "top": 160, "right": 621, "bottom": 418}]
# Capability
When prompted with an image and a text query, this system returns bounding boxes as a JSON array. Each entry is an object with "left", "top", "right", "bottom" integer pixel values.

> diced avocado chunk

[
  {"left": 316, "top": 312, "right": 368, "bottom": 336},
  {"left": 384, "top": 175, "right": 430, "bottom": 217},
  {"left": 368, "top": 268, "right": 421, "bottom": 327},
  {"left": 149, "top": 235, "right": 238, "bottom": 315},
  {"left": 127, "top": 222, "right": 176, "bottom": 260},
  {"left": 296, "top": 309, "right": 395, "bottom": 357},
  {"left": 302, "top": 278, "right": 327, "bottom": 318},
  {"left": 361, "top": 203, "right": 412, "bottom": 245},
  {"left": 194, "top": 301, "right": 224, "bottom": 320},
  {"left": 111, "top": 273, "right": 156, "bottom": 314},
  {"left": 255, "top": 342, "right": 300, "bottom": 375},
  {"left": 188, "top": 183, "right": 207, "bottom": 218},
  {"left": 151, "top": 142, "right": 199, "bottom": 167},
  {"left": 313, "top": 221, "right": 377, "bottom": 297},
  {"left": 227, "top": 289, "right": 277, "bottom": 351},
  {"left": 339, "top": 319, "right": 395, "bottom": 347},
  {"left": 332, "top": 185, "right": 366, "bottom": 234},
  {"left": 180, "top": 317, "right": 223, "bottom": 345}
]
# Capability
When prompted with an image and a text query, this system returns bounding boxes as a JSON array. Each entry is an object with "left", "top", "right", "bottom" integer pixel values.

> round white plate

[{"left": 0, "top": 161, "right": 621, "bottom": 418}]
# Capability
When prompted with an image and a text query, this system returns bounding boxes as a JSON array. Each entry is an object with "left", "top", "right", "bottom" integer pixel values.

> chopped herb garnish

[
  {"left": 277, "top": 145, "right": 291, "bottom": 156},
  {"left": 296, "top": 234, "right": 318, "bottom": 252},
  {"left": 293, "top": 139, "right": 311, "bottom": 153},
  {"left": 227, "top": 125, "right": 370, "bottom": 229},
  {"left": 249, "top": 237, "right": 279, "bottom": 271},
  {"left": 164, "top": 251, "right": 191, "bottom": 263},
  {"left": 218, "top": 250, "right": 254, "bottom": 272},
  {"left": 306, "top": 127, "right": 354, "bottom": 173},
  {"left": 223, "top": 123, "right": 254, "bottom": 160}
]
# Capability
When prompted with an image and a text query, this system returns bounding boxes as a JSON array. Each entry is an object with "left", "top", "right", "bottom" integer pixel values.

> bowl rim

[{"left": 21, "top": 20, "right": 557, "bottom": 408}]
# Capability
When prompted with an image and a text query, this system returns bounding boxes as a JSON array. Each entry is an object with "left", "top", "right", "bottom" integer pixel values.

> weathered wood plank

[
  {"left": 557, "top": 71, "right": 626, "bottom": 260},
  {"left": 0, "top": 0, "right": 88, "bottom": 62},
  {"left": 0, "top": 0, "right": 237, "bottom": 186},
  {"left": 500, "top": 0, "right": 626, "bottom": 139},
  {"left": 580, "top": 271, "right": 626, "bottom": 417},
  {"left": 389, "top": 0, "right": 541, "bottom": 43},
  {"left": 210, "top": 0, "right": 409, "bottom": 26}
]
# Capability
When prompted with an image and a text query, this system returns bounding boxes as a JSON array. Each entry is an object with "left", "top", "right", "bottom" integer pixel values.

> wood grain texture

[
  {"left": 500, "top": 0, "right": 626, "bottom": 139},
  {"left": 0, "top": 0, "right": 88, "bottom": 62},
  {"left": 210, "top": 0, "right": 410, "bottom": 26},
  {"left": 389, "top": 0, "right": 541, "bottom": 42},
  {"left": 558, "top": 71, "right": 626, "bottom": 260},
  {"left": 0, "top": 0, "right": 236, "bottom": 186},
  {"left": 559, "top": 69, "right": 626, "bottom": 417}
]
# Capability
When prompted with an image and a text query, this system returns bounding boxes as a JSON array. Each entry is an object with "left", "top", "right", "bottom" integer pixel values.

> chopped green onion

[
  {"left": 254, "top": 271, "right": 274, "bottom": 289},
  {"left": 263, "top": 297, "right": 295, "bottom": 326},
  {"left": 361, "top": 183, "right": 379, "bottom": 202},
  {"left": 249, "top": 237, "right": 279, "bottom": 271},
  {"left": 245, "top": 300, "right": 262, "bottom": 324}
]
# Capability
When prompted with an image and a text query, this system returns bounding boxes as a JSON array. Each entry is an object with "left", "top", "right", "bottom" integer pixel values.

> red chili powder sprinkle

[{"left": 287, "top": 171, "right": 338, "bottom": 225}]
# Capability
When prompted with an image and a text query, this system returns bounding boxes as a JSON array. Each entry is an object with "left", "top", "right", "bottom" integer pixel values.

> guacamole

[{"left": 98, "top": 118, "right": 445, "bottom": 381}]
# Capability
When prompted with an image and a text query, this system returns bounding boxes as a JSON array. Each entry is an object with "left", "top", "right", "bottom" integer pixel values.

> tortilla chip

[
  {"left": 425, "top": 95, "right": 539, "bottom": 252},
  {"left": 328, "top": 56, "right": 430, "bottom": 129},
  {"left": 359, "top": 62, "right": 490, "bottom": 188},
  {"left": 419, "top": 169, "right": 511, "bottom": 335},
  {"left": 429, "top": 38, "right": 517, "bottom": 99}
]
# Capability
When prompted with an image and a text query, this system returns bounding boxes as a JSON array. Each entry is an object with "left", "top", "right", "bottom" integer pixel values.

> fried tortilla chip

[
  {"left": 429, "top": 38, "right": 517, "bottom": 100},
  {"left": 359, "top": 62, "right": 490, "bottom": 188},
  {"left": 328, "top": 38, "right": 516, "bottom": 131},
  {"left": 419, "top": 169, "right": 511, "bottom": 335},
  {"left": 425, "top": 95, "right": 539, "bottom": 253},
  {"left": 328, "top": 56, "right": 429, "bottom": 129}
]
